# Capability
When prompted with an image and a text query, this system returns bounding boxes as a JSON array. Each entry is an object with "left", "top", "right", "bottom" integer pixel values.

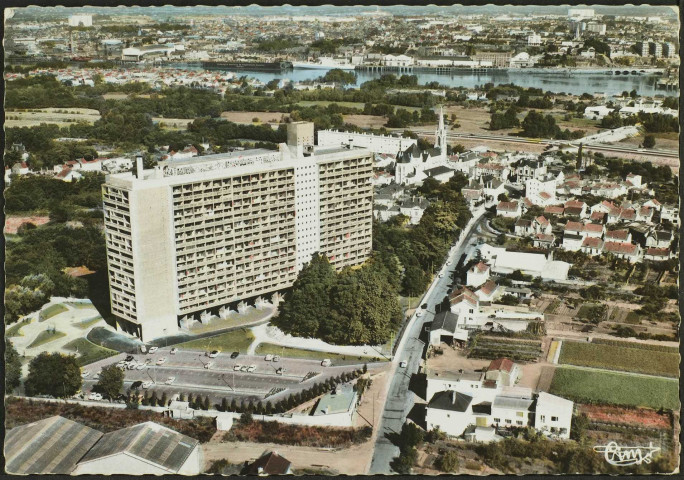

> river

[{"left": 241, "top": 68, "right": 674, "bottom": 97}]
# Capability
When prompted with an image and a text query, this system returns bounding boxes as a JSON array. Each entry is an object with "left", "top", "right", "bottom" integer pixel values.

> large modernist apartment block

[{"left": 103, "top": 122, "right": 373, "bottom": 340}]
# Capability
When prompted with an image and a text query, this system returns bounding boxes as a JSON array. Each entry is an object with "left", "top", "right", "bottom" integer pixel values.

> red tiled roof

[
  {"left": 646, "top": 247, "right": 670, "bottom": 257},
  {"left": 564, "top": 200, "right": 585, "bottom": 208},
  {"left": 544, "top": 205, "right": 564, "bottom": 215},
  {"left": 619, "top": 208, "right": 636, "bottom": 219},
  {"left": 564, "top": 206, "right": 584, "bottom": 216},
  {"left": 565, "top": 221, "right": 584, "bottom": 232},
  {"left": 479, "top": 280, "right": 498, "bottom": 296},
  {"left": 535, "top": 215, "right": 549, "bottom": 226},
  {"left": 584, "top": 223, "right": 604, "bottom": 233},
  {"left": 639, "top": 206, "right": 652, "bottom": 216},
  {"left": 449, "top": 287, "right": 478, "bottom": 307},
  {"left": 606, "top": 229, "right": 629, "bottom": 240},
  {"left": 488, "top": 357, "right": 514, "bottom": 373},
  {"left": 535, "top": 233, "right": 554, "bottom": 242},
  {"left": 245, "top": 452, "right": 292, "bottom": 475},
  {"left": 590, "top": 211, "right": 606, "bottom": 221},
  {"left": 582, "top": 237, "right": 603, "bottom": 248},
  {"left": 539, "top": 192, "right": 552, "bottom": 200},
  {"left": 472, "top": 262, "right": 490, "bottom": 273},
  {"left": 497, "top": 201, "right": 519, "bottom": 212},
  {"left": 604, "top": 241, "right": 638, "bottom": 255}
]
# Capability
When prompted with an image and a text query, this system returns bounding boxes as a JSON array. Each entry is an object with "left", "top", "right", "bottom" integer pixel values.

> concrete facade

[{"left": 103, "top": 122, "right": 373, "bottom": 340}]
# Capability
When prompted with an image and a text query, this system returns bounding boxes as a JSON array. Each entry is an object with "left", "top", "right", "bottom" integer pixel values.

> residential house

[
  {"left": 526, "top": 176, "right": 558, "bottom": 206},
  {"left": 534, "top": 392, "right": 574, "bottom": 439},
  {"left": 514, "top": 219, "right": 535, "bottom": 236},
  {"left": 475, "top": 279, "right": 502, "bottom": 303},
  {"left": 660, "top": 204, "right": 679, "bottom": 226},
  {"left": 424, "top": 165, "right": 456, "bottom": 183},
  {"left": 605, "top": 229, "right": 632, "bottom": 243},
  {"left": 603, "top": 241, "right": 641, "bottom": 262},
  {"left": 563, "top": 200, "right": 589, "bottom": 219},
  {"left": 482, "top": 176, "right": 506, "bottom": 201},
  {"left": 533, "top": 216, "right": 552, "bottom": 235},
  {"left": 544, "top": 205, "right": 565, "bottom": 217},
  {"left": 497, "top": 201, "right": 522, "bottom": 219},
  {"left": 462, "top": 179, "right": 484, "bottom": 206},
  {"left": 242, "top": 452, "right": 293, "bottom": 475},
  {"left": 485, "top": 357, "right": 521, "bottom": 387},
  {"left": 400, "top": 197, "right": 430, "bottom": 225},
  {"left": 429, "top": 310, "right": 468, "bottom": 346},
  {"left": 644, "top": 247, "right": 673, "bottom": 261},
  {"left": 467, "top": 262, "right": 491, "bottom": 288},
  {"left": 534, "top": 233, "right": 556, "bottom": 249},
  {"left": 580, "top": 236, "right": 604, "bottom": 256},
  {"left": 584, "top": 105, "right": 614, "bottom": 120},
  {"left": 646, "top": 230, "right": 673, "bottom": 249}
]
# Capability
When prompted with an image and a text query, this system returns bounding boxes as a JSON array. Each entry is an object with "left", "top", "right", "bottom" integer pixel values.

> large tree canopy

[{"left": 24, "top": 352, "right": 82, "bottom": 397}]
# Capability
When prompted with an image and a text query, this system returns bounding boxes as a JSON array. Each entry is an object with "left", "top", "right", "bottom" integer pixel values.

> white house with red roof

[
  {"left": 467, "top": 261, "right": 490, "bottom": 288},
  {"left": 496, "top": 200, "right": 521, "bottom": 218},
  {"left": 485, "top": 357, "right": 521, "bottom": 387},
  {"left": 603, "top": 241, "right": 641, "bottom": 262},
  {"left": 475, "top": 279, "right": 502, "bottom": 303}
]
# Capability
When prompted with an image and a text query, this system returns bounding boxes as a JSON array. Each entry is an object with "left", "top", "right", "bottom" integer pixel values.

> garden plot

[
  {"left": 558, "top": 341, "right": 679, "bottom": 377},
  {"left": 468, "top": 335, "right": 543, "bottom": 362}
]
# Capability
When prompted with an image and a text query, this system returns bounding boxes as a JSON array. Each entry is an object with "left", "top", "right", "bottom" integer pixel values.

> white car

[
  {"left": 240, "top": 365, "right": 249, "bottom": 372},
  {"left": 446, "top": 260, "right": 452, "bottom": 266},
  {"left": 148, "top": 346, "right": 158, "bottom": 354},
  {"left": 208, "top": 350, "right": 220, "bottom": 358},
  {"left": 399, "top": 361, "right": 408, "bottom": 368},
  {"left": 439, "top": 273, "right": 444, "bottom": 278},
  {"left": 170, "top": 347, "right": 178, "bottom": 354},
  {"left": 264, "top": 354, "right": 274, "bottom": 361},
  {"left": 416, "top": 311, "right": 423, "bottom": 317},
  {"left": 204, "top": 361, "right": 214, "bottom": 369},
  {"left": 165, "top": 376, "right": 175, "bottom": 385},
  {"left": 88, "top": 392, "right": 102, "bottom": 401},
  {"left": 247, "top": 365, "right": 256, "bottom": 372},
  {"left": 116, "top": 361, "right": 125, "bottom": 368},
  {"left": 321, "top": 359, "right": 331, "bottom": 367},
  {"left": 272, "top": 355, "right": 280, "bottom": 363},
  {"left": 136, "top": 364, "right": 146, "bottom": 370},
  {"left": 81, "top": 371, "right": 90, "bottom": 378},
  {"left": 156, "top": 357, "right": 167, "bottom": 365},
  {"left": 142, "top": 381, "right": 153, "bottom": 389},
  {"left": 233, "top": 364, "right": 242, "bottom": 371}
]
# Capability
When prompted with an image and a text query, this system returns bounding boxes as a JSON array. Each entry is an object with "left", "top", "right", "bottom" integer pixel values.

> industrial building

[{"left": 102, "top": 122, "right": 373, "bottom": 340}]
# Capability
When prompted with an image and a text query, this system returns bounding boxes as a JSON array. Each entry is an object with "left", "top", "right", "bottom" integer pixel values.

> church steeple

[{"left": 434, "top": 106, "right": 447, "bottom": 160}]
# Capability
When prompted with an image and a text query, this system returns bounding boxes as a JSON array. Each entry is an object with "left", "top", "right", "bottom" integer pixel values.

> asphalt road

[
  {"left": 80, "top": 348, "right": 384, "bottom": 405},
  {"left": 368, "top": 208, "right": 488, "bottom": 474}
]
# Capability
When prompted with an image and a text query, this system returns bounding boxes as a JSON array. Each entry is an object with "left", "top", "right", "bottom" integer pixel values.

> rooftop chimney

[{"left": 135, "top": 156, "right": 143, "bottom": 178}]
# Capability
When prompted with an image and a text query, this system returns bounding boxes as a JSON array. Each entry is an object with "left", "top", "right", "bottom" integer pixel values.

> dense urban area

[{"left": 3, "top": 4, "right": 680, "bottom": 476}]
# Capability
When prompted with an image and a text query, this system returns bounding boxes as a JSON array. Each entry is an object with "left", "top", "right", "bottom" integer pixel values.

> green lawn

[
  {"left": 558, "top": 341, "right": 679, "bottom": 377},
  {"left": 175, "top": 329, "right": 255, "bottom": 353},
  {"left": 254, "top": 343, "right": 383, "bottom": 362},
  {"left": 65, "top": 302, "right": 95, "bottom": 310},
  {"left": 27, "top": 330, "right": 67, "bottom": 349},
  {"left": 63, "top": 338, "right": 119, "bottom": 367},
  {"left": 39, "top": 304, "right": 68, "bottom": 322},
  {"left": 6, "top": 319, "right": 32, "bottom": 337},
  {"left": 549, "top": 366, "right": 680, "bottom": 410},
  {"left": 74, "top": 316, "right": 104, "bottom": 330}
]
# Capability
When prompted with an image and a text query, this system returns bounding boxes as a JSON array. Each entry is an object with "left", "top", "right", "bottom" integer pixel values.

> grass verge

[
  {"left": 39, "top": 304, "right": 68, "bottom": 322},
  {"left": 27, "top": 330, "right": 67, "bottom": 349},
  {"left": 175, "top": 328, "right": 255, "bottom": 353},
  {"left": 74, "top": 316, "right": 104, "bottom": 330},
  {"left": 254, "top": 343, "right": 383, "bottom": 362},
  {"left": 6, "top": 318, "right": 32, "bottom": 337},
  {"left": 63, "top": 337, "right": 119, "bottom": 366}
]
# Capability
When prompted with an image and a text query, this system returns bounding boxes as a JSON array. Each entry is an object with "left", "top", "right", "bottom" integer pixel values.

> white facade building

[
  {"left": 102, "top": 122, "right": 373, "bottom": 340},
  {"left": 317, "top": 130, "right": 417, "bottom": 154},
  {"left": 68, "top": 14, "right": 93, "bottom": 27}
]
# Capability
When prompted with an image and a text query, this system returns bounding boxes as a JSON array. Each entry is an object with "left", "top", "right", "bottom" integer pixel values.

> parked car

[
  {"left": 264, "top": 354, "right": 274, "bottom": 361},
  {"left": 272, "top": 355, "right": 280, "bottom": 363},
  {"left": 230, "top": 351, "right": 239, "bottom": 359},
  {"left": 81, "top": 371, "right": 90, "bottom": 378},
  {"left": 125, "top": 355, "right": 135, "bottom": 362},
  {"left": 131, "top": 381, "right": 143, "bottom": 390},
  {"left": 136, "top": 363, "right": 146, "bottom": 370},
  {"left": 416, "top": 311, "right": 423, "bottom": 317},
  {"left": 276, "top": 367, "right": 284, "bottom": 375},
  {"left": 439, "top": 273, "right": 444, "bottom": 278},
  {"left": 156, "top": 357, "right": 167, "bottom": 365},
  {"left": 127, "top": 363, "right": 137, "bottom": 370},
  {"left": 140, "top": 345, "right": 147, "bottom": 354},
  {"left": 247, "top": 365, "right": 256, "bottom": 372},
  {"left": 164, "top": 376, "right": 175, "bottom": 385},
  {"left": 208, "top": 350, "right": 220, "bottom": 358},
  {"left": 204, "top": 361, "right": 214, "bottom": 369},
  {"left": 116, "top": 361, "right": 125, "bottom": 368},
  {"left": 148, "top": 346, "right": 158, "bottom": 354},
  {"left": 321, "top": 359, "right": 331, "bottom": 367},
  {"left": 240, "top": 365, "right": 249, "bottom": 372},
  {"left": 399, "top": 361, "right": 408, "bottom": 368},
  {"left": 88, "top": 392, "right": 102, "bottom": 401},
  {"left": 421, "top": 303, "right": 428, "bottom": 309},
  {"left": 142, "top": 381, "right": 153, "bottom": 389},
  {"left": 170, "top": 347, "right": 178, "bottom": 355},
  {"left": 233, "top": 364, "right": 242, "bottom": 371}
]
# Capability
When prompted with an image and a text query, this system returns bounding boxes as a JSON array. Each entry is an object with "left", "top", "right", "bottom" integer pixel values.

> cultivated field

[
  {"left": 219, "top": 111, "right": 289, "bottom": 124},
  {"left": 342, "top": 114, "right": 387, "bottom": 129},
  {"left": 5, "top": 107, "right": 101, "bottom": 127},
  {"left": 558, "top": 341, "right": 679, "bottom": 377},
  {"left": 549, "top": 367, "right": 680, "bottom": 410},
  {"left": 468, "top": 335, "right": 542, "bottom": 362}
]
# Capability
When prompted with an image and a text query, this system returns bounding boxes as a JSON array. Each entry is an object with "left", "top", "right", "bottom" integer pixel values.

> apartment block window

[
  {"left": 551, "top": 416, "right": 558, "bottom": 422},
  {"left": 540, "top": 415, "right": 546, "bottom": 422},
  {"left": 505, "top": 419, "right": 512, "bottom": 424},
  {"left": 517, "top": 411, "right": 524, "bottom": 417},
  {"left": 493, "top": 418, "right": 501, "bottom": 423},
  {"left": 516, "top": 420, "right": 523, "bottom": 426}
]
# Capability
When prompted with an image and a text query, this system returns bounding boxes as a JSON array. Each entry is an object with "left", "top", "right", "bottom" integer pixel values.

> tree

[
  {"left": 24, "top": 352, "right": 82, "bottom": 397},
  {"left": 497, "top": 193, "right": 509, "bottom": 202},
  {"left": 643, "top": 134, "right": 656, "bottom": 149},
  {"left": 5, "top": 339, "right": 22, "bottom": 393},
  {"left": 95, "top": 364, "right": 124, "bottom": 400},
  {"left": 437, "top": 451, "right": 459, "bottom": 472},
  {"left": 203, "top": 395, "right": 210, "bottom": 410},
  {"left": 221, "top": 398, "right": 229, "bottom": 412}
]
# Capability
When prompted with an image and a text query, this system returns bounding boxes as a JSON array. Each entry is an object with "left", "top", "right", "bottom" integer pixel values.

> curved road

[{"left": 368, "top": 207, "right": 488, "bottom": 474}]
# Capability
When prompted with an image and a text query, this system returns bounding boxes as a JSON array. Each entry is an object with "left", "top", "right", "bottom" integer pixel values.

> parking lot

[{"left": 80, "top": 346, "right": 377, "bottom": 404}]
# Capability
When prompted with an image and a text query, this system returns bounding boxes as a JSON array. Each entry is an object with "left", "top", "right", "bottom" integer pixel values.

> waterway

[{"left": 241, "top": 68, "right": 674, "bottom": 97}]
